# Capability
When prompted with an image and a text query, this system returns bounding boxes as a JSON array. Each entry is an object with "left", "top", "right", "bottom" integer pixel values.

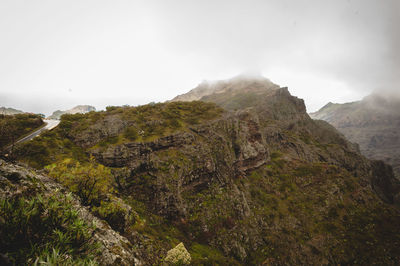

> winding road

[
  {"left": 4, "top": 119, "right": 60, "bottom": 154},
  {"left": 15, "top": 119, "right": 60, "bottom": 144}
]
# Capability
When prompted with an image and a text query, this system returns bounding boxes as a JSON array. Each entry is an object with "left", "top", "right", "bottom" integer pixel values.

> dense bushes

[
  {"left": 92, "top": 199, "right": 133, "bottom": 233},
  {"left": 0, "top": 193, "right": 98, "bottom": 265},
  {"left": 46, "top": 157, "right": 114, "bottom": 205},
  {"left": 105, "top": 101, "right": 223, "bottom": 143},
  {"left": 15, "top": 130, "right": 87, "bottom": 169},
  {"left": 123, "top": 126, "right": 139, "bottom": 141}
]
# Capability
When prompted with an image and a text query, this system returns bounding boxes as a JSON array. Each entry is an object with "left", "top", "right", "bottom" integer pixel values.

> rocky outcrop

[
  {"left": 164, "top": 242, "right": 191, "bottom": 265},
  {"left": 74, "top": 114, "right": 130, "bottom": 148},
  {"left": 0, "top": 159, "right": 141, "bottom": 265},
  {"left": 370, "top": 160, "right": 400, "bottom": 206}
]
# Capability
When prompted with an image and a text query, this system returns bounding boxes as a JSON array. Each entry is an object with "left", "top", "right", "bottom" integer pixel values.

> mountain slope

[
  {"left": 0, "top": 107, "right": 23, "bottom": 115},
  {"left": 48, "top": 105, "right": 96, "bottom": 120},
  {"left": 12, "top": 77, "right": 400, "bottom": 264},
  {"left": 310, "top": 93, "right": 400, "bottom": 178},
  {"left": 172, "top": 75, "right": 279, "bottom": 105},
  {"left": 0, "top": 113, "right": 44, "bottom": 151}
]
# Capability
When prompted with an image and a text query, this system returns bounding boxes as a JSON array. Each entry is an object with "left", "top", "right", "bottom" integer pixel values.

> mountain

[
  {"left": 6, "top": 77, "right": 400, "bottom": 265},
  {"left": 172, "top": 75, "right": 279, "bottom": 108},
  {"left": 47, "top": 105, "right": 96, "bottom": 120},
  {"left": 310, "top": 93, "right": 400, "bottom": 178},
  {"left": 0, "top": 107, "right": 23, "bottom": 115}
]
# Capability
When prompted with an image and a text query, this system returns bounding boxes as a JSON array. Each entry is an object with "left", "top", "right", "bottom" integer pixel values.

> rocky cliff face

[
  {"left": 48, "top": 105, "right": 96, "bottom": 120},
  {"left": 310, "top": 93, "right": 400, "bottom": 178},
  {"left": 13, "top": 77, "right": 400, "bottom": 264}
]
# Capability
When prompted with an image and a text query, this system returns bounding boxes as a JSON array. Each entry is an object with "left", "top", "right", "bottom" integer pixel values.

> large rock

[{"left": 164, "top": 242, "right": 191, "bottom": 265}]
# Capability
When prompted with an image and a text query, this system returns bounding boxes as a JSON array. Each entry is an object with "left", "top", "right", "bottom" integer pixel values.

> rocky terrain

[
  {"left": 310, "top": 93, "right": 400, "bottom": 178},
  {"left": 7, "top": 77, "right": 400, "bottom": 264},
  {"left": 48, "top": 105, "right": 96, "bottom": 120}
]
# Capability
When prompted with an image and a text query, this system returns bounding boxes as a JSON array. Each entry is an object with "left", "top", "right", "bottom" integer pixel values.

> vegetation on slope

[
  {"left": 15, "top": 101, "right": 223, "bottom": 168},
  {"left": 45, "top": 157, "right": 114, "bottom": 205},
  {"left": 201, "top": 90, "right": 272, "bottom": 111},
  {"left": 310, "top": 94, "right": 400, "bottom": 178},
  {"left": 0, "top": 113, "right": 44, "bottom": 150},
  {"left": 0, "top": 192, "right": 98, "bottom": 265},
  {"left": 244, "top": 152, "right": 400, "bottom": 264}
]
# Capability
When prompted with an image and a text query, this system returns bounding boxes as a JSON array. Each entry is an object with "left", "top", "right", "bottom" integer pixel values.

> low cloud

[{"left": 0, "top": 0, "right": 398, "bottom": 113}]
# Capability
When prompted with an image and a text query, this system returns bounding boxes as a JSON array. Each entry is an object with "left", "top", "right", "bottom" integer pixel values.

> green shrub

[
  {"left": 92, "top": 199, "right": 132, "bottom": 233},
  {"left": 123, "top": 126, "right": 139, "bottom": 141},
  {"left": 14, "top": 140, "right": 51, "bottom": 168},
  {"left": 46, "top": 157, "right": 114, "bottom": 205},
  {"left": 0, "top": 193, "right": 98, "bottom": 265},
  {"left": 33, "top": 248, "right": 97, "bottom": 266}
]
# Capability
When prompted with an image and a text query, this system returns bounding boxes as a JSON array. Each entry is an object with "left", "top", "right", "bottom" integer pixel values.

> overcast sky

[{"left": 0, "top": 0, "right": 399, "bottom": 115}]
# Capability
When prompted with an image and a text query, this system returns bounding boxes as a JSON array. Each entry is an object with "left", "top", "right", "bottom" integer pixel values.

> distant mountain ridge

[
  {"left": 310, "top": 93, "right": 400, "bottom": 178},
  {"left": 0, "top": 106, "right": 24, "bottom": 115},
  {"left": 47, "top": 105, "right": 96, "bottom": 120}
]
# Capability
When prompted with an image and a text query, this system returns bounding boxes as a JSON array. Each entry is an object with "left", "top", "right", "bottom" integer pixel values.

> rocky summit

[
  {"left": 310, "top": 93, "right": 400, "bottom": 179},
  {"left": 3, "top": 77, "right": 400, "bottom": 265}
]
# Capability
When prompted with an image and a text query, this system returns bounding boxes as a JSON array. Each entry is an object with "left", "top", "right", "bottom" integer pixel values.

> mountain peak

[{"left": 172, "top": 75, "right": 279, "bottom": 103}]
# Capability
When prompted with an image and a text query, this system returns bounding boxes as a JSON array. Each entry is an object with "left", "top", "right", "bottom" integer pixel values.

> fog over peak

[{"left": 0, "top": 0, "right": 398, "bottom": 114}]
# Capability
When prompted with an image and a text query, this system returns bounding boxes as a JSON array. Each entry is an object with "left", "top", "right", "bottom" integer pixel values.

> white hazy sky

[{"left": 0, "top": 0, "right": 399, "bottom": 115}]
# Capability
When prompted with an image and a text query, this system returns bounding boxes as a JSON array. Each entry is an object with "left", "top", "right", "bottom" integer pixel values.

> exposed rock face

[
  {"left": 48, "top": 105, "right": 96, "bottom": 120},
  {"left": 74, "top": 114, "right": 130, "bottom": 148},
  {"left": 0, "top": 159, "right": 141, "bottom": 265},
  {"left": 310, "top": 93, "right": 400, "bottom": 178},
  {"left": 370, "top": 160, "right": 400, "bottom": 205}
]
